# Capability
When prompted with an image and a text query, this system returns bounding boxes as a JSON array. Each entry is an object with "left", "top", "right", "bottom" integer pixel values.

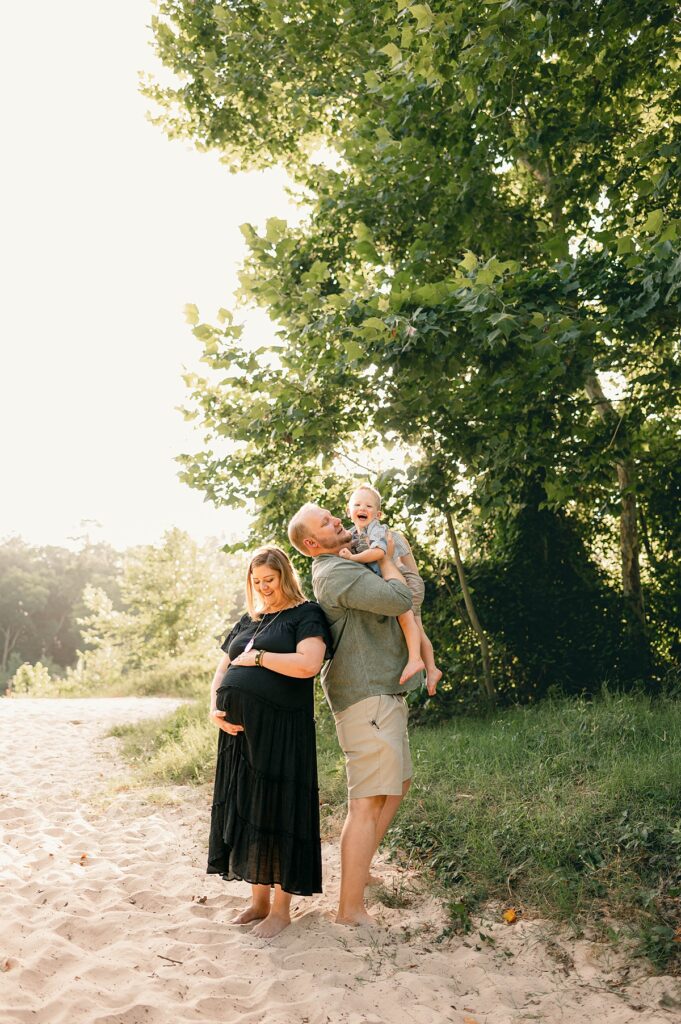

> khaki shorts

[
  {"left": 402, "top": 570, "right": 425, "bottom": 620},
  {"left": 333, "top": 694, "right": 413, "bottom": 800}
]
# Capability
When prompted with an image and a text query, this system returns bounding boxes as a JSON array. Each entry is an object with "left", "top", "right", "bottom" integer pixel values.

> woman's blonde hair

[{"left": 245, "top": 545, "right": 307, "bottom": 619}]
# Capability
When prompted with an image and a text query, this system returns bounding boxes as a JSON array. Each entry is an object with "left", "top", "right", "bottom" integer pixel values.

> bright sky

[{"left": 1, "top": 1, "right": 299, "bottom": 551}]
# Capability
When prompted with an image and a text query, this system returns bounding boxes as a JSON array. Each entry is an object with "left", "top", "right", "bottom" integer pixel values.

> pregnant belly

[{"left": 215, "top": 685, "right": 246, "bottom": 725}]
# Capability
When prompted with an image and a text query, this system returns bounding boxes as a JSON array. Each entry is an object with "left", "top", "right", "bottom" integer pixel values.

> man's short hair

[{"left": 288, "top": 502, "right": 320, "bottom": 555}]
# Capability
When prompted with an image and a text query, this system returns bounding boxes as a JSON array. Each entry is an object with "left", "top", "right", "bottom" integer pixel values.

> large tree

[{"left": 147, "top": 0, "right": 681, "bottom": 692}]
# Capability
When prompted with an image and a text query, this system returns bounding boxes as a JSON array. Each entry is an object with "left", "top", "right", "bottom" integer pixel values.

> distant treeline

[
  {"left": 0, "top": 537, "right": 121, "bottom": 684},
  {"left": 0, "top": 530, "right": 246, "bottom": 694}
]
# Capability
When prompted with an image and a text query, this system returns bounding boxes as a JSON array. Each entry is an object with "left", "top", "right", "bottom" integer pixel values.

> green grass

[
  {"left": 393, "top": 690, "right": 681, "bottom": 968},
  {"left": 108, "top": 701, "right": 217, "bottom": 783},
  {"left": 109, "top": 689, "right": 681, "bottom": 969}
]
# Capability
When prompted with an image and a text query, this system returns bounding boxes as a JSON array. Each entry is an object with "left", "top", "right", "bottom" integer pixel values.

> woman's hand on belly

[
  {"left": 209, "top": 709, "right": 244, "bottom": 735},
  {"left": 231, "top": 649, "right": 258, "bottom": 667}
]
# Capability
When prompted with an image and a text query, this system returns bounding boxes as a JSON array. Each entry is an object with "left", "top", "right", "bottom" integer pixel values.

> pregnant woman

[{"left": 208, "top": 545, "right": 332, "bottom": 937}]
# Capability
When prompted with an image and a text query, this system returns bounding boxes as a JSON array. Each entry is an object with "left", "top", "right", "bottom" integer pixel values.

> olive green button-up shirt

[{"left": 311, "top": 554, "right": 424, "bottom": 713}]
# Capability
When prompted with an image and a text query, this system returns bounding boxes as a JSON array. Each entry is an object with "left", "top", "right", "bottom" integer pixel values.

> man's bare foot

[
  {"left": 365, "top": 872, "right": 384, "bottom": 887},
  {"left": 426, "top": 667, "right": 443, "bottom": 695},
  {"left": 231, "top": 903, "right": 269, "bottom": 925},
  {"left": 335, "top": 908, "right": 376, "bottom": 926},
  {"left": 251, "top": 911, "right": 291, "bottom": 938},
  {"left": 400, "top": 657, "right": 426, "bottom": 685}
]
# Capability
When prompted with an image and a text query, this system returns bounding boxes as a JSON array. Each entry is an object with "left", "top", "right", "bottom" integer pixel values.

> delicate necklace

[{"left": 243, "top": 605, "right": 289, "bottom": 652}]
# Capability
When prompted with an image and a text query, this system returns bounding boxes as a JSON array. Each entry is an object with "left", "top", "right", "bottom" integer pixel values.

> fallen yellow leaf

[{"left": 503, "top": 908, "right": 517, "bottom": 924}]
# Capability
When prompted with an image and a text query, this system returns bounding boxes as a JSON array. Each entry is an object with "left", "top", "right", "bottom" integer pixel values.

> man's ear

[{"left": 303, "top": 536, "right": 317, "bottom": 555}]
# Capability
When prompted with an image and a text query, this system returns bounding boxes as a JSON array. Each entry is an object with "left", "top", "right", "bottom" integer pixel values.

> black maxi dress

[{"left": 207, "top": 601, "right": 332, "bottom": 896}]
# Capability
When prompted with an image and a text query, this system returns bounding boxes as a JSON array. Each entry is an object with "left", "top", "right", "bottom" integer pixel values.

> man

[{"left": 288, "top": 502, "right": 431, "bottom": 925}]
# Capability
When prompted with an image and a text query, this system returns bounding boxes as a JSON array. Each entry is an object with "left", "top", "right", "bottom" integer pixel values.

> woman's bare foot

[
  {"left": 400, "top": 657, "right": 426, "bottom": 685},
  {"left": 335, "top": 909, "right": 376, "bottom": 926},
  {"left": 231, "top": 903, "right": 269, "bottom": 925},
  {"left": 251, "top": 911, "right": 291, "bottom": 938},
  {"left": 426, "top": 667, "right": 443, "bottom": 695},
  {"left": 365, "top": 872, "right": 384, "bottom": 887}
]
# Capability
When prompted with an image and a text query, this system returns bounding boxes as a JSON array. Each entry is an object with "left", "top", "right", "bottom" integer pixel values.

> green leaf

[
  {"left": 353, "top": 221, "right": 374, "bottom": 242},
  {"left": 303, "top": 260, "right": 330, "bottom": 285},
  {"left": 184, "top": 303, "right": 199, "bottom": 325},
  {"left": 544, "top": 234, "right": 570, "bottom": 260},
  {"left": 460, "top": 251, "right": 478, "bottom": 272},
  {"left": 410, "top": 4, "right": 434, "bottom": 30},
  {"left": 344, "top": 340, "right": 363, "bottom": 361},
  {"left": 265, "top": 217, "right": 288, "bottom": 242},
  {"left": 360, "top": 316, "right": 388, "bottom": 336},
  {"left": 643, "top": 209, "right": 664, "bottom": 235},
  {"left": 616, "top": 235, "right": 635, "bottom": 255},
  {"left": 379, "top": 43, "right": 402, "bottom": 66},
  {"left": 355, "top": 240, "right": 381, "bottom": 263},
  {"left": 238, "top": 223, "right": 257, "bottom": 243}
]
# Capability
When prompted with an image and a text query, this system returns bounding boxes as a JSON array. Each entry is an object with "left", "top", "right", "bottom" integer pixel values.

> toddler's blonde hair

[{"left": 348, "top": 483, "right": 382, "bottom": 512}]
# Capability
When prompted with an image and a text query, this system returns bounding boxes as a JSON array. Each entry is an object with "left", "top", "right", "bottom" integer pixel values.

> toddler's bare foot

[
  {"left": 426, "top": 667, "right": 443, "bottom": 696},
  {"left": 251, "top": 911, "right": 291, "bottom": 938},
  {"left": 231, "top": 903, "right": 269, "bottom": 925},
  {"left": 400, "top": 658, "right": 426, "bottom": 685}
]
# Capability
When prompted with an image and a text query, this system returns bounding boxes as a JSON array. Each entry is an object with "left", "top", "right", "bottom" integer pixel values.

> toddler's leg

[
  {"left": 397, "top": 610, "right": 426, "bottom": 684},
  {"left": 418, "top": 619, "right": 442, "bottom": 695}
]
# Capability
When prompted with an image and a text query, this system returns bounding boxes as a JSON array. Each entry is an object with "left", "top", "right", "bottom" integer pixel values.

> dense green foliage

[
  {"left": 111, "top": 689, "right": 681, "bottom": 968},
  {"left": 147, "top": 1, "right": 680, "bottom": 703}
]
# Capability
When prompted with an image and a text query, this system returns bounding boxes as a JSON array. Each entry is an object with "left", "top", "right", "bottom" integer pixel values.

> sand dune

[{"left": 1, "top": 697, "right": 678, "bottom": 1024}]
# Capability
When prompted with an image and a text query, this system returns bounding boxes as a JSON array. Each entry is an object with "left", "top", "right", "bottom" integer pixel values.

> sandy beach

[{"left": 0, "top": 697, "right": 678, "bottom": 1024}]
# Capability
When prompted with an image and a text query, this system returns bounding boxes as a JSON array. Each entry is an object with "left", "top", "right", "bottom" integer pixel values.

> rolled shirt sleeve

[{"left": 365, "top": 520, "right": 389, "bottom": 553}]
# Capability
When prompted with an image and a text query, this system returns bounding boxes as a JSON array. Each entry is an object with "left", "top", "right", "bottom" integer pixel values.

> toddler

[{"left": 339, "top": 484, "right": 442, "bottom": 696}]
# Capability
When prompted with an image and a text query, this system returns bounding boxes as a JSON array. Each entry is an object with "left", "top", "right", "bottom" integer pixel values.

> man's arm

[{"left": 318, "top": 558, "right": 412, "bottom": 616}]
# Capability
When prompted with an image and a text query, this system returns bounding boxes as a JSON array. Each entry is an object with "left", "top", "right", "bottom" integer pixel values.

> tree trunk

[
  {"left": 1, "top": 628, "right": 18, "bottom": 674},
  {"left": 584, "top": 374, "right": 645, "bottom": 629},
  {"left": 444, "top": 508, "right": 496, "bottom": 704}
]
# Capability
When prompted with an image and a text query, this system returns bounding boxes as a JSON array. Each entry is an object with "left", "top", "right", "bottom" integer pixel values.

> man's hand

[
  {"left": 210, "top": 709, "right": 244, "bottom": 735},
  {"left": 385, "top": 531, "right": 395, "bottom": 559}
]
